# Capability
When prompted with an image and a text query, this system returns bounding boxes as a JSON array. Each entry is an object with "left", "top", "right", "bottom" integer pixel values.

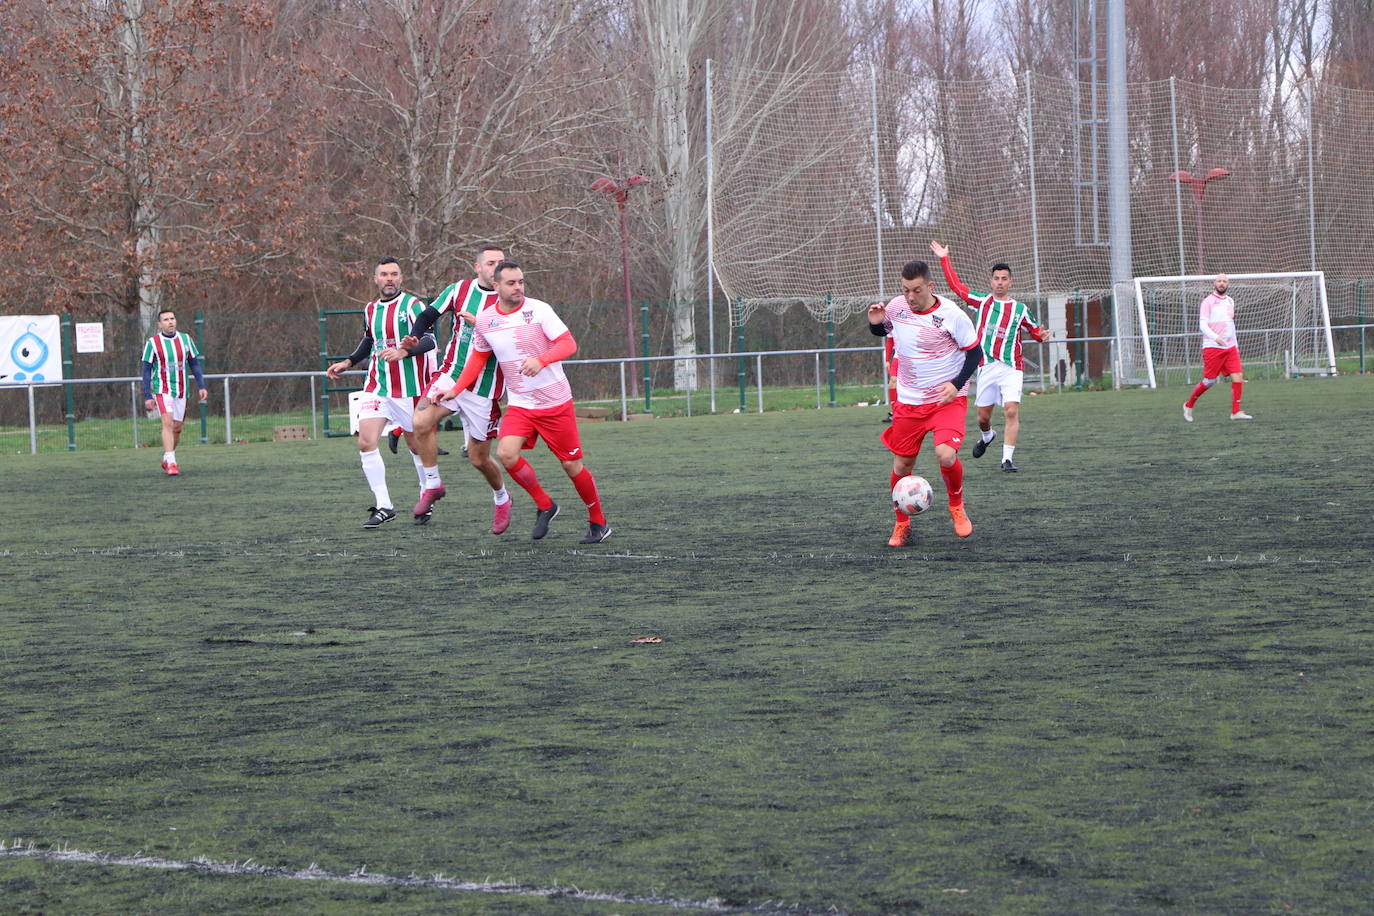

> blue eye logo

[{"left": 11, "top": 323, "right": 48, "bottom": 381}]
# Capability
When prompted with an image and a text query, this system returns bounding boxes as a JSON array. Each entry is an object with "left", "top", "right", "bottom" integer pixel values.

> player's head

[
  {"left": 1214, "top": 274, "right": 1229, "bottom": 295},
  {"left": 493, "top": 259, "right": 525, "bottom": 309},
  {"left": 156, "top": 309, "right": 177, "bottom": 333},
  {"left": 990, "top": 262, "right": 1012, "bottom": 298},
  {"left": 473, "top": 243, "right": 505, "bottom": 289},
  {"left": 900, "top": 260, "right": 933, "bottom": 310},
  {"left": 374, "top": 258, "right": 403, "bottom": 298}
]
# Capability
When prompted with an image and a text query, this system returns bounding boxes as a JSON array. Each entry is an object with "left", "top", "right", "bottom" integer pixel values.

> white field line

[{"left": 0, "top": 841, "right": 817, "bottom": 914}]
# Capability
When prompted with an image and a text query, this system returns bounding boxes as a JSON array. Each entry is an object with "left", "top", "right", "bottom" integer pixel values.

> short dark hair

[
  {"left": 474, "top": 242, "right": 504, "bottom": 261},
  {"left": 157, "top": 309, "right": 176, "bottom": 320},
  {"left": 900, "top": 260, "right": 931, "bottom": 282},
  {"left": 493, "top": 259, "right": 521, "bottom": 281},
  {"left": 376, "top": 257, "right": 401, "bottom": 269},
  {"left": 991, "top": 262, "right": 1012, "bottom": 276}
]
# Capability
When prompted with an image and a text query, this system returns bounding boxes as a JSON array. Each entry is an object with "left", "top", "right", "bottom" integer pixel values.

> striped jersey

[
  {"left": 361, "top": 291, "right": 434, "bottom": 397},
  {"left": 882, "top": 293, "right": 979, "bottom": 406},
  {"left": 470, "top": 296, "right": 573, "bottom": 410},
  {"left": 1199, "top": 292, "right": 1236, "bottom": 350},
  {"left": 431, "top": 278, "right": 503, "bottom": 399},
  {"left": 938, "top": 256, "right": 1045, "bottom": 369},
  {"left": 141, "top": 332, "right": 201, "bottom": 397}
]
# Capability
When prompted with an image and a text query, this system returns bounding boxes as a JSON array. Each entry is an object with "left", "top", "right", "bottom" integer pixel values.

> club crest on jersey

[
  {"left": 522, "top": 309, "right": 534, "bottom": 324},
  {"left": 932, "top": 315, "right": 944, "bottom": 328}
]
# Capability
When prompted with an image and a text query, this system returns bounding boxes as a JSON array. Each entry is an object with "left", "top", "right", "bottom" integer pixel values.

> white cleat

[
  {"left": 1230, "top": 411, "right": 1253, "bottom": 420},
  {"left": 1183, "top": 405, "right": 1193, "bottom": 422}
]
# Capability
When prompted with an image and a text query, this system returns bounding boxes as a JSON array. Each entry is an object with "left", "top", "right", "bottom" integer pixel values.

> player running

[
  {"left": 869, "top": 259, "right": 982, "bottom": 545},
  {"left": 931, "top": 241, "right": 1050, "bottom": 472},
  {"left": 400, "top": 244, "right": 512, "bottom": 531},
  {"left": 1183, "top": 274, "right": 1252, "bottom": 421},
  {"left": 438, "top": 260, "right": 611, "bottom": 543},
  {"left": 326, "top": 258, "right": 438, "bottom": 529},
  {"left": 141, "top": 309, "right": 208, "bottom": 476}
]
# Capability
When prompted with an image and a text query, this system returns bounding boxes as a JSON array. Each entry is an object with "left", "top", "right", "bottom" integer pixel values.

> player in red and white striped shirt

[
  {"left": 440, "top": 260, "right": 611, "bottom": 544},
  {"left": 1183, "top": 274, "right": 1252, "bottom": 421},
  {"left": 868, "top": 259, "right": 983, "bottom": 545}
]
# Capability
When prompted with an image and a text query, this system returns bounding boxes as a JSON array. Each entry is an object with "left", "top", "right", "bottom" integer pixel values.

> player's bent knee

[{"left": 1202, "top": 376, "right": 1219, "bottom": 388}]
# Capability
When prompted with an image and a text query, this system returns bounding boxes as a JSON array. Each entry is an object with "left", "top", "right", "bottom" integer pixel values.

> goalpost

[{"left": 1131, "top": 272, "right": 1336, "bottom": 387}]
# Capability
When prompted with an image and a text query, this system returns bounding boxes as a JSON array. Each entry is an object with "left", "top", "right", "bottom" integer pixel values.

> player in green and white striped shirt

[
  {"left": 401, "top": 243, "right": 512, "bottom": 531},
  {"left": 140, "top": 309, "right": 208, "bottom": 476},
  {"left": 931, "top": 241, "right": 1050, "bottom": 472}
]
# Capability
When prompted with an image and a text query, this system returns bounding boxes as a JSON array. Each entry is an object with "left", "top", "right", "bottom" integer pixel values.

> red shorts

[
  {"left": 499, "top": 400, "right": 585, "bottom": 462},
  {"left": 881, "top": 398, "right": 968, "bottom": 457},
  {"left": 1202, "top": 346, "right": 1242, "bottom": 378}
]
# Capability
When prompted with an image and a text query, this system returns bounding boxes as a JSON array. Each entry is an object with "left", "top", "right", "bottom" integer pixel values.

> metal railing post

[
  {"left": 61, "top": 313, "right": 76, "bottom": 450},
  {"left": 131, "top": 382, "right": 140, "bottom": 449},
  {"left": 310, "top": 375, "right": 318, "bottom": 438},
  {"left": 618, "top": 362, "right": 628, "bottom": 421},
  {"left": 27, "top": 383, "right": 37, "bottom": 454},
  {"left": 756, "top": 354, "right": 763, "bottom": 413},
  {"left": 223, "top": 377, "right": 232, "bottom": 443}
]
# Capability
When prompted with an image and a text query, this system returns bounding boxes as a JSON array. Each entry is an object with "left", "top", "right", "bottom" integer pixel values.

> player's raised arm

[
  {"left": 867, "top": 302, "right": 890, "bottom": 334},
  {"left": 930, "top": 240, "right": 975, "bottom": 306}
]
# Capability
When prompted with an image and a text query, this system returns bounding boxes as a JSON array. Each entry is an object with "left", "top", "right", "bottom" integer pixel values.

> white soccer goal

[{"left": 1131, "top": 272, "right": 1336, "bottom": 387}]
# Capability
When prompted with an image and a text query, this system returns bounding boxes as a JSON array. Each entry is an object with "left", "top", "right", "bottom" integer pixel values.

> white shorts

[
  {"left": 357, "top": 393, "right": 417, "bottom": 432},
  {"left": 423, "top": 380, "right": 500, "bottom": 442},
  {"left": 152, "top": 394, "right": 187, "bottom": 422},
  {"left": 975, "top": 361, "right": 1024, "bottom": 408}
]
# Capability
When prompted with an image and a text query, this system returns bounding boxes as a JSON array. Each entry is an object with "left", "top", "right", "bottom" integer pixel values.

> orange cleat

[
  {"left": 165, "top": 462, "right": 180, "bottom": 476},
  {"left": 948, "top": 501, "right": 972, "bottom": 538},
  {"left": 887, "top": 518, "right": 911, "bottom": 547}
]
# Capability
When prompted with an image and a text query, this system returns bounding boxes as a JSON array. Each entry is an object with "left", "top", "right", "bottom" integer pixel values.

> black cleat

[
  {"left": 438, "top": 447, "right": 450, "bottom": 456},
  {"left": 363, "top": 505, "right": 397, "bottom": 528},
  {"left": 579, "top": 522, "right": 613, "bottom": 544},
  {"left": 972, "top": 430, "right": 995, "bottom": 459},
  {"left": 882, "top": 412, "right": 892, "bottom": 424},
  {"left": 460, "top": 445, "right": 469, "bottom": 458},
  {"left": 1001, "top": 459, "right": 1019, "bottom": 472},
  {"left": 412, "top": 509, "right": 434, "bottom": 526},
  {"left": 531, "top": 501, "right": 560, "bottom": 540},
  {"left": 387, "top": 429, "right": 400, "bottom": 454}
]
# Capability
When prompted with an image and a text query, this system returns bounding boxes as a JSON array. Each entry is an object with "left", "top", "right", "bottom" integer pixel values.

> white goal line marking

[{"left": 0, "top": 840, "right": 806, "bottom": 913}]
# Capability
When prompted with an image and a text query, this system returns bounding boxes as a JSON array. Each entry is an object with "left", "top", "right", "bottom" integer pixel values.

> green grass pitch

[{"left": 2, "top": 376, "right": 1372, "bottom": 914}]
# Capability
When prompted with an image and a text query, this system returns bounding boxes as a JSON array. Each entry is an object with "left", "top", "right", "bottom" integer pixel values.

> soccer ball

[{"left": 891, "top": 474, "right": 934, "bottom": 516}]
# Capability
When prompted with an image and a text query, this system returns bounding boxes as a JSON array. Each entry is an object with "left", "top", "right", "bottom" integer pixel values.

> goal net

[{"left": 1131, "top": 272, "right": 1335, "bottom": 386}]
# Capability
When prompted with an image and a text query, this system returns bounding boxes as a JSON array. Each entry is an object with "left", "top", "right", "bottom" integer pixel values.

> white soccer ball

[{"left": 891, "top": 474, "right": 935, "bottom": 516}]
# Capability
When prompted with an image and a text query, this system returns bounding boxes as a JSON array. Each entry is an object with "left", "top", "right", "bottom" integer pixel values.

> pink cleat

[
  {"left": 491, "top": 499, "right": 512, "bottom": 535},
  {"left": 412, "top": 484, "right": 446, "bottom": 518}
]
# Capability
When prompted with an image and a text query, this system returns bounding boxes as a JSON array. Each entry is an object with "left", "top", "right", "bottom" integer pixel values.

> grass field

[{"left": 3, "top": 376, "right": 1372, "bottom": 914}]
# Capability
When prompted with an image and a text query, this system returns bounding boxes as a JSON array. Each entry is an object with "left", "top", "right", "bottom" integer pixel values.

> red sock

[
  {"left": 570, "top": 467, "right": 606, "bottom": 525},
  {"left": 507, "top": 457, "right": 552, "bottom": 510},
  {"left": 890, "top": 471, "right": 908, "bottom": 520},
  {"left": 1231, "top": 381, "right": 1243, "bottom": 413},
  {"left": 940, "top": 460, "right": 964, "bottom": 506},
  {"left": 888, "top": 385, "right": 897, "bottom": 406},
  {"left": 1185, "top": 381, "right": 1208, "bottom": 407}
]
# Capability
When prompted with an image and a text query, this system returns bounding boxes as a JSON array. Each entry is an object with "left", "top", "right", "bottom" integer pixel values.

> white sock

[
  {"left": 1003, "top": 444, "right": 1015, "bottom": 462},
  {"left": 422, "top": 465, "right": 442, "bottom": 489},
  {"left": 981, "top": 429, "right": 995, "bottom": 443},
  {"left": 163, "top": 451, "right": 175, "bottom": 463},
  {"left": 410, "top": 450, "right": 426, "bottom": 490},
  {"left": 493, "top": 487, "right": 511, "bottom": 506},
  {"left": 360, "top": 449, "right": 392, "bottom": 509}
]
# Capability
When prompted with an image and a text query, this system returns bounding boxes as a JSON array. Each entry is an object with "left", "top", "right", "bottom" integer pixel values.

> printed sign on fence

[
  {"left": 0, "top": 315, "right": 62, "bottom": 382},
  {"left": 75, "top": 322, "right": 105, "bottom": 354}
]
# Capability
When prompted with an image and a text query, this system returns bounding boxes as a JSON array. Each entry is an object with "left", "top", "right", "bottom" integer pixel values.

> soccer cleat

[
  {"left": 362, "top": 506, "right": 396, "bottom": 529},
  {"left": 887, "top": 518, "right": 911, "bottom": 547},
  {"left": 412, "top": 509, "right": 433, "bottom": 526},
  {"left": 491, "top": 500, "right": 512, "bottom": 535},
  {"left": 438, "top": 447, "right": 450, "bottom": 456},
  {"left": 1001, "top": 459, "right": 1018, "bottom": 472},
  {"left": 1230, "top": 410, "right": 1253, "bottom": 420},
  {"left": 531, "top": 501, "right": 560, "bottom": 540},
  {"left": 460, "top": 445, "right": 469, "bottom": 458},
  {"left": 387, "top": 428, "right": 401, "bottom": 454},
  {"left": 165, "top": 462, "right": 180, "bottom": 476},
  {"left": 948, "top": 501, "right": 973, "bottom": 538},
  {"left": 579, "top": 522, "right": 613, "bottom": 544},
  {"left": 413, "top": 484, "right": 446, "bottom": 518},
  {"left": 882, "top": 412, "right": 892, "bottom": 424},
  {"left": 1183, "top": 404, "right": 1194, "bottom": 422},
  {"left": 971, "top": 429, "right": 996, "bottom": 458}
]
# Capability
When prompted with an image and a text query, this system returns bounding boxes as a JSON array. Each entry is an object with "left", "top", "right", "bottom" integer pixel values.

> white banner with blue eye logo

[{"left": 0, "top": 315, "right": 63, "bottom": 383}]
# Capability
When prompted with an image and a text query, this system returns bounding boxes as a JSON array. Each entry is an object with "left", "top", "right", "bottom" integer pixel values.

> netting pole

[
  {"left": 1359, "top": 279, "right": 1365, "bottom": 373},
  {"left": 1107, "top": 0, "right": 1131, "bottom": 389},
  {"left": 705, "top": 58, "right": 717, "bottom": 414},
  {"left": 826, "top": 295, "right": 836, "bottom": 408},
  {"left": 196, "top": 309, "right": 208, "bottom": 443},
  {"left": 1025, "top": 72, "right": 1045, "bottom": 392},
  {"left": 318, "top": 308, "right": 330, "bottom": 435},
  {"left": 1305, "top": 81, "right": 1318, "bottom": 273},
  {"left": 736, "top": 298, "right": 746, "bottom": 413},
  {"left": 870, "top": 63, "right": 884, "bottom": 299},
  {"left": 61, "top": 312, "right": 76, "bottom": 451},
  {"left": 641, "top": 301, "right": 651, "bottom": 413},
  {"left": 1168, "top": 77, "right": 1193, "bottom": 383}
]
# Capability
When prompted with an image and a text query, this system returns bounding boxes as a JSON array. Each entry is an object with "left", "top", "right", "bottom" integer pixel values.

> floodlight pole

[
  {"left": 591, "top": 154, "right": 648, "bottom": 398},
  {"left": 1169, "top": 167, "right": 1229, "bottom": 273}
]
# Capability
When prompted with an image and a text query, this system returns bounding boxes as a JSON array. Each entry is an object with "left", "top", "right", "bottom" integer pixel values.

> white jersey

[
  {"left": 884, "top": 293, "right": 980, "bottom": 406},
  {"left": 1199, "top": 292, "right": 1236, "bottom": 350},
  {"left": 470, "top": 296, "right": 574, "bottom": 410}
]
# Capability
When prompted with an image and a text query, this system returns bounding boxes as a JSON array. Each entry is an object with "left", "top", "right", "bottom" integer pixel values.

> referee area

[{"left": 3, "top": 374, "right": 1372, "bottom": 913}]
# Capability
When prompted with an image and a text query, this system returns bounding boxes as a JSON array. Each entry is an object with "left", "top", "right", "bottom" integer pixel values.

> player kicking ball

[
  {"left": 437, "top": 260, "right": 611, "bottom": 544},
  {"left": 869, "top": 259, "right": 982, "bottom": 545}
]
